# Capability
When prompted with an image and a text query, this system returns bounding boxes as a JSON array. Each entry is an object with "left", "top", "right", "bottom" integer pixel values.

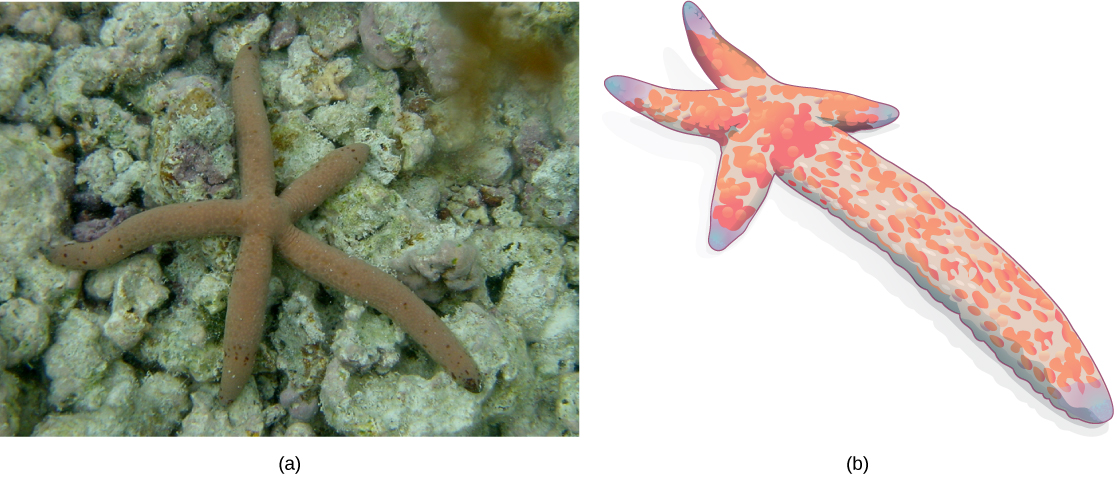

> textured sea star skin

[
  {"left": 605, "top": 2, "right": 1112, "bottom": 423},
  {"left": 49, "top": 44, "right": 482, "bottom": 404}
]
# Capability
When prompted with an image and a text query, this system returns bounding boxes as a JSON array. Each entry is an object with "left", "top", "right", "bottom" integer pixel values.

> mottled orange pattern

[{"left": 605, "top": 1, "right": 1112, "bottom": 423}]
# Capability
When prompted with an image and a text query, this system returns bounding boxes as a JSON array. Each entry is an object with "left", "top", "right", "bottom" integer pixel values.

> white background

[
  {"left": 10, "top": 0, "right": 1117, "bottom": 476},
  {"left": 586, "top": 0, "right": 1117, "bottom": 475}
]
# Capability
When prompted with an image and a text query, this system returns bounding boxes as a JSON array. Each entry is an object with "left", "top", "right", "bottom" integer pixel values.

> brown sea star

[{"left": 48, "top": 44, "right": 482, "bottom": 404}]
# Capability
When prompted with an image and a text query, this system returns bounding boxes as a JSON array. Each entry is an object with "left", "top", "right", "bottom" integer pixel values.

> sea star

[
  {"left": 605, "top": 1, "right": 1112, "bottom": 423},
  {"left": 49, "top": 44, "right": 482, "bottom": 404}
]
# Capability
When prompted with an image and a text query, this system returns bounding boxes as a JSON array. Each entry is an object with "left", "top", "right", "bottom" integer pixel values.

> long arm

[
  {"left": 277, "top": 227, "right": 482, "bottom": 392},
  {"left": 48, "top": 200, "right": 245, "bottom": 270},
  {"left": 781, "top": 128, "right": 1112, "bottom": 423}
]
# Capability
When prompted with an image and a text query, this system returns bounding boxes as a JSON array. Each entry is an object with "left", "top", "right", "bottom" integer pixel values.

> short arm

[
  {"left": 280, "top": 144, "right": 370, "bottom": 222},
  {"left": 49, "top": 200, "right": 245, "bottom": 270},
  {"left": 604, "top": 76, "right": 747, "bottom": 146},
  {"left": 707, "top": 140, "right": 774, "bottom": 250},
  {"left": 231, "top": 44, "right": 276, "bottom": 199},
  {"left": 277, "top": 227, "right": 482, "bottom": 392},
  {"left": 219, "top": 232, "right": 273, "bottom": 404},
  {"left": 682, "top": 1, "right": 775, "bottom": 92}
]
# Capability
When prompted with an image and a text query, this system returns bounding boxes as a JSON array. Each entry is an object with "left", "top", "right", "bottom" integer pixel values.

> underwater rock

[
  {"left": 358, "top": 3, "right": 408, "bottom": 70},
  {"left": 304, "top": 172, "right": 413, "bottom": 267},
  {"left": 0, "top": 37, "right": 51, "bottom": 118},
  {"left": 75, "top": 148, "right": 147, "bottom": 208},
  {"left": 50, "top": 17, "right": 83, "bottom": 48},
  {"left": 528, "top": 294, "right": 579, "bottom": 378},
  {"left": 490, "top": 3, "right": 578, "bottom": 45},
  {"left": 358, "top": 3, "right": 431, "bottom": 71},
  {"left": 0, "top": 298, "right": 50, "bottom": 368},
  {"left": 98, "top": 3, "right": 198, "bottom": 83},
  {"left": 9, "top": 79, "right": 53, "bottom": 126},
  {"left": 394, "top": 111, "right": 436, "bottom": 172},
  {"left": 277, "top": 35, "right": 354, "bottom": 112},
  {"left": 278, "top": 385, "right": 319, "bottom": 423},
  {"left": 268, "top": 18, "right": 298, "bottom": 51},
  {"left": 352, "top": 129, "right": 404, "bottom": 186},
  {"left": 0, "top": 370, "right": 20, "bottom": 436},
  {"left": 271, "top": 284, "right": 330, "bottom": 393},
  {"left": 305, "top": 56, "right": 413, "bottom": 180},
  {"left": 485, "top": 184, "right": 524, "bottom": 228},
  {"left": 284, "top": 421, "right": 315, "bottom": 437},
  {"left": 461, "top": 301, "right": 571, "bottom": 435},
  {"left": 409, "top": 9, "right": 469, "bottom": 97},
  {"left": 46, "top": 3, "right": 238, "bottom": 124},
  {"left": 550, "top": 60, "right": 579, "bottom": 145},
  {"left": 358, "top": 3, "right": 472, "bottom": 97},
  {"left": 521, "top": 145, "right": 579, "bottom": 236},
  {"left": 0, "top": 124, "right": 75, "bottom": 311},
  {"left": 73, "top": 98, "right": 150, "bottom": 159},
  {"left": 137, "top": 303, "right": 223, "bottom": 385},
  {"left": 139, "top": 74, "right": 236, "bottom": 205},
  {"left": 331, "top": 301, "right": 403, "bottom": 374},
  {"left": 309, "top": 102, "right": 368, "bottom": 145},
  {"left": 1, "top": 3, "right": 64, "bottom": 38},
  {"left": 210, "top": 13, "right": 271, "bottom": 65},
  {"left": 33, "top": 365, "right": 190, "bottom": 436},
  {"left": 441, "top": 184, "right": 490, "bottom": 226},
  {"left": 42, "top": 309, "right": 118, "bottom": 410},
  {"left": 72, "top": 206, "right": 141, "bottom": 243},
  {"left": 45, "top": 45, "right": 112, "bottom": 124},
  {"left": 179, "top": 382, "right": 265, "bottom": 436},
  {"left": 292, "top": 3, "right": 359, "bottom": 59},
  {"left": 270, "top": 110, "right": 338, "bottom": 187},
  {"left": 85, "top": 254, "right": 169, "bottom": 350},
  {"left": 320, "top": 302, "right": 519, "bottom": 436},
  {"left": 392, "top": 240, "right": 483, "bottom": 303},
  {"left": 464, "top": 146, "right": 513, "bottom": 186},
  {"left": 512, "top": 115, "right": 556, "bottom": 174},
  {"left": 479, "top": 227, "right": 576, "bottom": 343},
  {"left": 562, "top": 240, "right": 579, "bottom": 286},
  {"left": 556, "top": 372, "right": 579, "bottom": 435}
]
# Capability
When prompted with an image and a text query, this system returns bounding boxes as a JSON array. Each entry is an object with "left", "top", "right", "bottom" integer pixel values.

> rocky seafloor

[{"left": 0, "top": 2, "right": 578, "bottom": 436}]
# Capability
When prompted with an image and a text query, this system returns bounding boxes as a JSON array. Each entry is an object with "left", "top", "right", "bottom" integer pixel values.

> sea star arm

[
  {"left": 680, "top": 1, "right": 776, "bottom": 93},
  {"left": 280, "top": 144, "right": 371, "bottom": 222},
  {"left": 219, "top": 232, "right": 273, "bottom": 404},
  {"left": 603, "top": 77, "right": 747, "bottom": 145},
  {"left": 231, "top": 44, "right": 276, "bottom": 199},
  {"left": 48, "top": 200, "right": 245, "bottom": 270},
  {"left": 705, "top": 139, "right": 774, "bottom": 250},
  {"left": 277, "top": 227, "right": 482, "bottom": 392},
  {"left": 791, "top": 128, "right": 1112, "bottom": 423},
  {"left": 604, "top": 78, "right": 773, "bottom": 250},
  {"left": 681, "top": 2, "right": 899, "bottom": 134}
]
